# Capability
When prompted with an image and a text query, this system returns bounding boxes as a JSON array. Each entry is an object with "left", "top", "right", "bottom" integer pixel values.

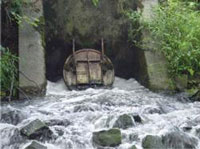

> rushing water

[{"left": 0, "top": 77, "right": 200, "bottom": 149}]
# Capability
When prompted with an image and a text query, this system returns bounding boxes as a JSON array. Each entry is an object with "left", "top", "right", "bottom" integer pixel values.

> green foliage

[
  {"left": 124, "top": 10, "right": 142, "bottom": 45},
  {"left": 145, "top": 0, "right": 200, "bottom": 77},
  {"left": 0, "top": 46, "right": 18, "bottom": 97},
  {"left": 3, "top": 0, "right": 39, "bottom": 27},
  {"left": 92, "top": 0, "right": 99, "bottom": 7}
]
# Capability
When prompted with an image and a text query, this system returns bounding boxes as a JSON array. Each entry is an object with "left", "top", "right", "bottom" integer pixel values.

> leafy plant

[
  {"left": 92, "top": 0, "right": 99, "bottom": 7},
  {"left": 143, "top": 0, "right": 200, "bottom": 77},
  {"left": 0, "top": 46, "right": 18, "bottom": 99},
  {"left": 3, "top": 0, "right": 39, "bottom": 27}
]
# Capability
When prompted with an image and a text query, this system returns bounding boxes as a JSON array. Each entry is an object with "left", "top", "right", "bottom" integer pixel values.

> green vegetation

[
  {"left": 144, "top": 0, "right": 200, "bottom": 77},
  {"left": 92, "top": 0, "right": 99, "bottom": 6},
  {"left": 3, "top": 0, "right": 40, "bottom": 27},
  {"left": 0, "top": 46, "right": 18, "bottom": 99}
]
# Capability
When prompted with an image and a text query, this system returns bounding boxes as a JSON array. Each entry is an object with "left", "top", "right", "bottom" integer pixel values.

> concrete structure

[
  {"left": 138, "top": 0, "right": 175, "bottom": 91},
  {"left": 19, "top": 0, "right": 46, "bottom": 97}
]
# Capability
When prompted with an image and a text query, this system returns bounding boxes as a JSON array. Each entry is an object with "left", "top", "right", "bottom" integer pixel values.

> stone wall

[{"left": 19, "top": 0, "right": 46, "bottom": 97}]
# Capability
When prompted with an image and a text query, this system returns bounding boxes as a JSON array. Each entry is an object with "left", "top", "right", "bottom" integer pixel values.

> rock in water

[
  {"left": 142, "top": 131, "right": 198, "bottom": 149},
  {"left": 20, "top": 119, "right": 53, "bottom": 141},
  {"left": 25, "top": 141, "right": 47, "bottom": 149},
  {"left": 162, "top": 131, "right": 198, "bottom": 149},
  {"left": 92, "top": 129, "right": 122, "bottom": 147},
  {"left": 142, "top": 135, "right": 164, "bottom": 149},
  {"left": 113, "top": 114, "right": 134, "bottom": 129}
]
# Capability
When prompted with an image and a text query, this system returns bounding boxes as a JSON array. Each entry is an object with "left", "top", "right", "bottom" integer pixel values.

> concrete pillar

[
  {"left": 139, "top": 0, "right": 175, "bottom": 91},
  {"left": 19, "top": 0, "right": 46, "bottom": 97}
]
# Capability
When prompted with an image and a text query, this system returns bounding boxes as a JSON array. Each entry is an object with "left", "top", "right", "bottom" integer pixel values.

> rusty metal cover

[
  {"left": 75, "top": 49, "right": 102, "bottom": 84},
  {"left": 63, "top": 49, "right": 114, "bottom": 90}
]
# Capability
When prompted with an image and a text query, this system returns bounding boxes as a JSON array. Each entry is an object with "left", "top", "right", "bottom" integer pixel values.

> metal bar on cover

[
  {"left": 73, "top": 38, "right": 75, "bottom": 55},
  {"left": 101, "top": 38, "right": 104, "bottom": 56}
]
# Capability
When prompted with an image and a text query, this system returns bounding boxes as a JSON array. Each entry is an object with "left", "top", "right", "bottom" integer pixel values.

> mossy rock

[
  {"left": 20, "top": 119, "right": 53, "bottom": 141},
  {"left": 142, "top": 135, "right": 164, "bottom": 149},
  {"left": 113, "top": 114, "right": 134, "bottom": 129},
  {"left": 92, "top": 128, "right": 122, "bottom": 147}
]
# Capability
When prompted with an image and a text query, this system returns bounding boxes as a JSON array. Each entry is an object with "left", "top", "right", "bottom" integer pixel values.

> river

[{"left": 0, "top": 77, "right": 200, "bottom": 149}]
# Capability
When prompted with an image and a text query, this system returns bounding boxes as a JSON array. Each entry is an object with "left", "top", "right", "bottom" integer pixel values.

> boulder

[
  {"left": 20, "top": 119, "right": 53, "bottom": 141},
  {"left": 25, "top": 141, "right": 47, "bottom": 149},
  {"left": 142, "top": 135, "right": 164, "bottom": 149},
  {"left": 142, "top": 131, "right": 198, "bottom": 149},
  {"left": 113, "top": 114, "right": 134, "bottom": 129},
  {"left": 162, "top": 131, "right": 198, "bottom": 149},
  {"left": 92, "top": 128, "right": 122, "bottom": 147}
]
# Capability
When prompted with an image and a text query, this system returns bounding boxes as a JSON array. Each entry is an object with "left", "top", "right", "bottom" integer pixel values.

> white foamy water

[{"left": 0, "top": 77, "right": 200, "bottom": 149}]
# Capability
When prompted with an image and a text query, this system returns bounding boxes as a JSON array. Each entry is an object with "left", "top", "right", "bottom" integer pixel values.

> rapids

[{"left": 0, "top": 77, "right": 200, "bottom": 149}]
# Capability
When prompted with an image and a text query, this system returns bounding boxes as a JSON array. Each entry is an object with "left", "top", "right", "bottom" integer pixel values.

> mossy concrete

[
  {"left": 144, "top": 51, "right": 175, "bottom": 91},
  {"left": 19, "top": 0, "right": 46, "bottom": 97}
]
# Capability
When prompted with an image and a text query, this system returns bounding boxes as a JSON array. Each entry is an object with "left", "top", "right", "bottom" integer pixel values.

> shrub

[
  {"left": 144, "top": 0, "right": 200, "bottom": 77},
  {"left": 0, "top": 46, "right": 18, "bottom": 98}
]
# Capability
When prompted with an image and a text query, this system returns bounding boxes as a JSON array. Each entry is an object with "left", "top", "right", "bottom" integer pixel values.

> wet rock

[
  {"left": 129, "top": 145, "right": 137, "bottom": 149},
  {"left": 162, "top": 131, "right": 198, "bottom": 149},
  {"left": 1, "top": 107, "right": 25, "bottom": 125},
  {"left": 0, "top": 126, "right": 23, "bottom": 149},
  {"left": 20, "top": 119, "right": 53, "bottom": 141},
  {"left": 92, "top": 129, "right": 121, "bottom": 147},
  {"left": 45, "top": 119, "right": 70, "bottom": 126},
  {"left": 142, "top": 131, "right": 198, "bottom": 149},
  {"left": 133, "top": 115, "right": 142, "bottom": 123},
  {"left": 113, "top": 114, "right": 134, "bottom": 129},
  {"left": 74, "top": 105, "right": 95, "bottom": 112},
  {"left": 25, "top": 141, "right": 47, "bottom": 149},
  {"left": 142, "top": 135, "right": 164, "bottom": 149}
]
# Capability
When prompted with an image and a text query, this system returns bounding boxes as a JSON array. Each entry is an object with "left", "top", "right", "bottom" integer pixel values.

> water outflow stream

[{"left": 0, "top": 77, "right": 200, "bottom": 149}]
